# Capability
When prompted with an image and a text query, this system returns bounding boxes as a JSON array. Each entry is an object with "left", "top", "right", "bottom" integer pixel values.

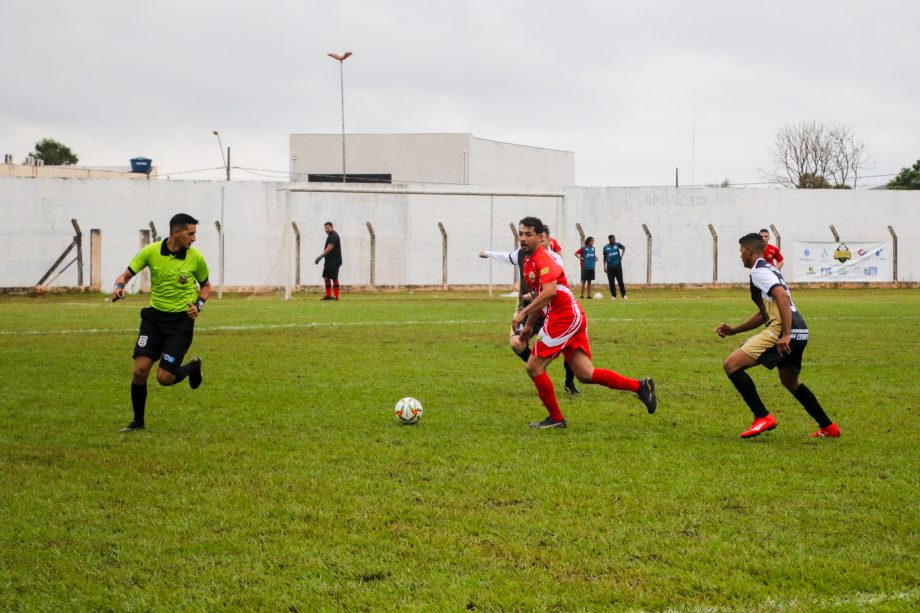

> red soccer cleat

[
  {"left": 740, "top": 414, "right": 777, "bottom": 438},
  {"left": 809, "top": 423, "right": 840, "bottom": 438}
]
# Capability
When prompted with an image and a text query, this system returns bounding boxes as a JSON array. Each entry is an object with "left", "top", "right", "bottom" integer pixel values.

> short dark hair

[
  {"left": 324, "top": 221, "right": 334, "bottom": 227},
  {"left": 740, "top": 232, "right": 765, "bottom": 253},
  {"left": 519, "top": 216, "right": 546, "bottom": 235},
  {"left": 169, "top": 213, "right": 198, "bottom": 231},
  {"left": 586, "top": 236, "right": 594, "bottom": 243},
  {"left": 608, "top": 234, "right": 615, "bottom": 240},
  {"left": 759, "top": 228, "right": 769, "bottom": 234}
]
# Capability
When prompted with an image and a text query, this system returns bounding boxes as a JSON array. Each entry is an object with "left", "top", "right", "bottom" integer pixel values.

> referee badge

[{"left": 178, "top": 274, "right": 188, "bottom": 284}]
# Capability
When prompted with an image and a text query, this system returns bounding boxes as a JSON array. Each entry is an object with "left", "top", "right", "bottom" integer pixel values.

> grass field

[{"left": 1, "top": 288, "right": 918, "bottom": 611}]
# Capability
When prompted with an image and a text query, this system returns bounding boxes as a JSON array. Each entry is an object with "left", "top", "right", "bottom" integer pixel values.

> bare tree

[{"left": 765, "top": 121, "right": 871, "bottom": 188}]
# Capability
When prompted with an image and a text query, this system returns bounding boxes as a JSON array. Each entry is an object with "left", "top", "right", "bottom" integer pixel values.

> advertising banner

[{"left": 792, "top": 241, "right": 892, "bottom": 282}]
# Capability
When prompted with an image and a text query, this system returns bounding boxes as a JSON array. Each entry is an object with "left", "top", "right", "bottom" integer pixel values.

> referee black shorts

[{"left": 133, "top": 307, "right": 195, "bottom": 375}]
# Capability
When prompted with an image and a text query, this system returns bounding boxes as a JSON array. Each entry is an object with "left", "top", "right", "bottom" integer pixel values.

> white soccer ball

[
  {"left": 593, "top": 292, "right": 603, "bottom": 300},
  {"left": 394, "top": 397, "right": 423, "bottom": 425}
]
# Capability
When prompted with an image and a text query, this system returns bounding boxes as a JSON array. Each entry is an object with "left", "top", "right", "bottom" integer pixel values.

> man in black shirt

[{"left": 315, "top": 221, "right": 342, "bottom": 300}]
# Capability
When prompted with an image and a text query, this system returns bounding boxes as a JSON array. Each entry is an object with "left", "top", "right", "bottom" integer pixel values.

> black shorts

[
  {"left": 322, "top": 261, "right": 341, "bottom": 280},
  {"left": 581, "top": 269, "right": 596, "bottom": 282},
  {"left": 132, "top": 307, "right": 195, "bottom": 374},
  {"left": 756, "top": 339, "right": 806, "bottom": 373}
]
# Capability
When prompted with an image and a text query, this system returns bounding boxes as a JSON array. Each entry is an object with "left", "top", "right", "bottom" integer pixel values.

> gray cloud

[{"left": 2, "top": 0, "right": 917, "bottom": 186}]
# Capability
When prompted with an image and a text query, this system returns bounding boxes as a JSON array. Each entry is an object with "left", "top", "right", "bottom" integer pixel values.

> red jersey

[
  {"left": 548, "top": 237, "right": 562, "bottom": 254},
  {"left": 764, "top": 244, "right": 783, "bottom": 267},
  {"left": 524, "top": 247, "right": 576, "bottom": 317}
]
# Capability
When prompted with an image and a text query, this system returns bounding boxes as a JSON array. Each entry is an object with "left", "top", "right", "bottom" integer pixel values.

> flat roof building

[{"left": 289, "top": 133, "right": 574, "bottom": 186}]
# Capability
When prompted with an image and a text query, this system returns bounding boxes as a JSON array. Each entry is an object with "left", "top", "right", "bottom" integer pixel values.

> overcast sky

[{"left": 3, "top": 0, "right": 918, "bottom": 187}]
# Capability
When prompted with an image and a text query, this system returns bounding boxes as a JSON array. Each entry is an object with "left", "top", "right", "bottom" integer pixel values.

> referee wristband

[{"left": 195, "top": 297, "right": 206, "bottom": 312}]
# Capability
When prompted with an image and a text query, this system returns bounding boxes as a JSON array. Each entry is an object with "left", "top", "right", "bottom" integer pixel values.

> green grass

[{"left": 1, "top": 288, "right": 918, "bottom": 611}]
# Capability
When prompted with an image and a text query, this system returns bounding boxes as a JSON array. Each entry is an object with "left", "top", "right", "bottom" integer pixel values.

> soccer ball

[
  {"left": 593, "top": 292, "right": 603, "bottom": 300},
  {"left": 394, "top": 397, "right": 423, "bottom": 425}
]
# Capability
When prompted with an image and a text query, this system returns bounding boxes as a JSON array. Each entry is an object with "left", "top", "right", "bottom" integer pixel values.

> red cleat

[
  {"left": 809, "top": 423, "right": 840, "bottom": 438},
  {"left": 740, "top": 414, "right": 777, "bottom": 438}
]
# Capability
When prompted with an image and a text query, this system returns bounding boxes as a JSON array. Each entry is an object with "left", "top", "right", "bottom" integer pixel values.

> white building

[{"left": 289, "top": 133, "right": 574, "bottom": 186}]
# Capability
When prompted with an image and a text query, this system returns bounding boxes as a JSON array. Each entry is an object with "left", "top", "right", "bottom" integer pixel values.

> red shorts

[{"left": 532, "top": 311, "right": 592, "bottom": 361}]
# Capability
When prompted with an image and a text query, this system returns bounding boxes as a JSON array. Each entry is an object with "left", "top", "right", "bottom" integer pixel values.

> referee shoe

[
  {"left": 119, "top": 421, "right": 145, "bottom": 433},
  {"left": 188, "top": 357, "right": 203, "bottom": 390}
]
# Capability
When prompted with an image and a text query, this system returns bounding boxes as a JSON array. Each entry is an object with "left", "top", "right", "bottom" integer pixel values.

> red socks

[
  {"left": 333, "top": 280, "right": 340, "bottom": 300},
  {"left": 590, "top": 368, "right": 640, "bottom": 393},
  {"left": 531, "top": 372, "right": 564, "bottom": 422},
  {"left": 324, "top": 278, "right": 332, "bottom": 298}
]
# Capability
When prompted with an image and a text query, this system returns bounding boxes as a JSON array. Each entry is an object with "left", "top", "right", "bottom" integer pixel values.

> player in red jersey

[
  {"left": 512, "top": 216, "right": 657, "bottom": 428},
  {"left": 760, "top": 228, "right": 784, "bottom": 270}
]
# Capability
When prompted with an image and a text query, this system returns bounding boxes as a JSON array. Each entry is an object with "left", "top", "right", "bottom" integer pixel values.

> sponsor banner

[{"left": 792, "top": 241, "right": 892, "bottom": 282}]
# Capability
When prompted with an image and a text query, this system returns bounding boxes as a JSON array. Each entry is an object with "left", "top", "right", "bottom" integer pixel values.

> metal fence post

[
  {"left": 770, "top": 224, "right": 781, "bottom": 252},
  {"left": 888, "top": 225, "right": 898, "bottom": 282},
  {"left": 291, "top": 222, "right": 301, "bottom": 289},
  {"left": 642, "top": 224, "right": 652, "bottom": 284},
  {"left": 72, "top": 219, "right": 84, "bottom": 287},
  {"left": 509, "top": 222, "right": 519, "bottom": 290},
  {"left": 575, "top": 222, "right": 585, "bottom": 246},
  {"left": 367, "top": 222, "right": 376, "bottom": 289},
  {"left": 214, "top": 221, "right": 224, "bottom": 300},
  {"left": 438, "top": 222, "right": 448, "bottom": 290},
  {"left": 708, "top": 224, "right": 718, "bottom": 283}
]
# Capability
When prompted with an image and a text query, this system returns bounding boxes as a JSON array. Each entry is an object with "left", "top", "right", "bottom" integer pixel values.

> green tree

[
  {"left": 27, "top": 138, "right": 79, "bottom": 165},
  {"left": 887, "top": 160, "right": 920, "bottom": 190}
]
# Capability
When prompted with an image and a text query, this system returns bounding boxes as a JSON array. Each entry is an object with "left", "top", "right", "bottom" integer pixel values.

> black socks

[
  {"left": 130, "top": 383, "right": 147, "bottom": 426},
  {"left": 794, "top": 383, "right": 832, "bottom": 428},
  {"left": 727, "top": 369, "right": 769, "bottom": 419}
]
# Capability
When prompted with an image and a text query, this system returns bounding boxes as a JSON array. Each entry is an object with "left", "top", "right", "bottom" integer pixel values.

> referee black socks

[{"left": 130, "top": 383, "right": 147, "bottom": 426}]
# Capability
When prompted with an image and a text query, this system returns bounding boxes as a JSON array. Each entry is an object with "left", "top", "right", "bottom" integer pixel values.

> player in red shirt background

[
  {"left": 760, "top": 228, "right": 784, "bottom": 270},
  {"left": 512, "top": 217, "right": 657, "bottom": 428}
]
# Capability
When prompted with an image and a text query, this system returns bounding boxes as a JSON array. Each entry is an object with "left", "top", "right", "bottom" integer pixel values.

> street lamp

[
  {"left": 212, "top": 130, "right": 230, "bottom": 180},
  {"left": 327, "top": 51, "right": 353, "bottom": 182}
]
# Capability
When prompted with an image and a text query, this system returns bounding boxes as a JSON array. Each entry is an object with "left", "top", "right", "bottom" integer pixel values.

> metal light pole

[
  {"left": 327, "top": 51, "right": 352, "bottom": 183},
  {"left": 212, "top": 130, "right": 230, "bottom": 180}
]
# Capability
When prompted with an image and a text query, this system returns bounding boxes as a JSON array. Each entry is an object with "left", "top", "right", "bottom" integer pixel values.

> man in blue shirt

[
  {"left": 574, "top": 236, "right": 597, "bottom": 299},
  {"left": 603, "top": 234, "right": 628, "bottom": 300}
]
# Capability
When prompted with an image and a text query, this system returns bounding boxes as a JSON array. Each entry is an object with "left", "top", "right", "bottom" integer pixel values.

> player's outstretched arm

[
  {"left": 715, "top": 311, "right": 765, "bottom": 337},
  {"left": 479, "top": 250, "right": 519, "bottom": 265}
]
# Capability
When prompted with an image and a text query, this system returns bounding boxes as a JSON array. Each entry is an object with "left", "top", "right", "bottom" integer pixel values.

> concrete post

[{"left": 90, "top": 229, "right": 101, "bottom": 291}]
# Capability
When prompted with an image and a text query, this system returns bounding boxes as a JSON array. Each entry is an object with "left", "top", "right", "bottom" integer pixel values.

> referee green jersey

[{"left": 128, "top": 241, "right": 210, "bottom": 313}]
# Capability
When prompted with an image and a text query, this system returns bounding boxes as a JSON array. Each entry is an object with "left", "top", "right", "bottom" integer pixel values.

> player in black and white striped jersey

[{"left": 714, "top": 233, "right": 839, "bottom": 439}]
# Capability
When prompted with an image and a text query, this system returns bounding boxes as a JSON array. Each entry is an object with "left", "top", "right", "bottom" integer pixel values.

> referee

[{"left": 111, "top": 213, "right": 211, "bottom": 432}]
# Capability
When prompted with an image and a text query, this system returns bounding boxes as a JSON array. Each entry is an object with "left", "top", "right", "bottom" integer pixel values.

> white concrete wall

[{"left": 1, "top": 177, "right": 917, "bottom": 291}]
